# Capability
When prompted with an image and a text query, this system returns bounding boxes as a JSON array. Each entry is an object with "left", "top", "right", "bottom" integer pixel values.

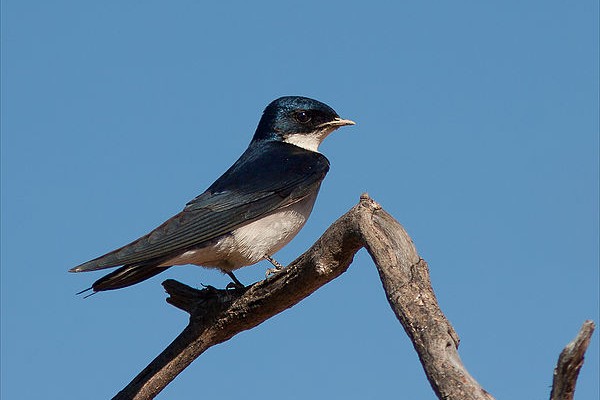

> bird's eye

[{"left": 294, "top": 110, "right": 311, "bottom": 124}]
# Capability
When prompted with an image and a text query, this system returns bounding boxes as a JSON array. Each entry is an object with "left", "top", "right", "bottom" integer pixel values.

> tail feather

[{"left": 91, "top": 263, "right": 172, "bottom": 292}]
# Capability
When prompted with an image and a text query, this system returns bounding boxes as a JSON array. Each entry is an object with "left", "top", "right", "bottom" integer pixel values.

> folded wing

[{"left": 71, "top": 141, "right": 329, "bottom": 272}]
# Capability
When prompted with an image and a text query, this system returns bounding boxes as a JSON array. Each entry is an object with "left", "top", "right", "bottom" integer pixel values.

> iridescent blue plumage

[{"left": 70, "top": 96, "right": 354, "bottom": 292}]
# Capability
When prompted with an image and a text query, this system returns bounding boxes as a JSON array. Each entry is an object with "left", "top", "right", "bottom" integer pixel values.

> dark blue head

[{"left": 252, "top": 96, "right": 355, "bottom": 152}]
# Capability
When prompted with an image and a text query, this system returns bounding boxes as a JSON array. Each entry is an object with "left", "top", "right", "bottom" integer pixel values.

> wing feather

[{"left": 71, "top": 141, "right": 329, "bottom": 272}]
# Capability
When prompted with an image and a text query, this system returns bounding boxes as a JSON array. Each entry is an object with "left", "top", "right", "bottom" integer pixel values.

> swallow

[{"left": 70, "top": 96, "right": 355, "bottom": 294}]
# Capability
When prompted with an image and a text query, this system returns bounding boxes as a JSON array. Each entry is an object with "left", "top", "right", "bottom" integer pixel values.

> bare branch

[
  {"left": 550, "top": 320, "right": 596, "bottom": 400},
  {"left": 111, "top": 194, "right": 494, "bottom": 399},
  {"left": 359, "top": 202, "right": 494, "bottom": 400},
  {"left": 113, "top": 195, "right": 365, "bottom": 400}
]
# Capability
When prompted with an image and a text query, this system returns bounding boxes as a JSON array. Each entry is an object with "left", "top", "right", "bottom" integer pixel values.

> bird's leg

[
  {"left": 225, "top": 271, "right": 245, "bottom": 289},
  {"left": 264, "top": 254, "right": 284, "bottom": 269},
  {"left": 264, "top": 255, "right": 285, "bottom": 277}
]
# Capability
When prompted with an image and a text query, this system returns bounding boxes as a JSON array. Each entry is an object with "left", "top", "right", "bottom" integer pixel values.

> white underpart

[{"left": 161, "top": 191, "right": 318, "bottom": 271}]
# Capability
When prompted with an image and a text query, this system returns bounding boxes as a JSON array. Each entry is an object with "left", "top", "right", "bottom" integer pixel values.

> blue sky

[{"left": 2, "top": 1, "right": 598, "bottom": 399}]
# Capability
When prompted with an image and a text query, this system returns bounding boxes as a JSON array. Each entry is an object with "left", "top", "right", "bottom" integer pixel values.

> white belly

[{"left": 161, "top": 192, "right": 318, "bottom": 271}]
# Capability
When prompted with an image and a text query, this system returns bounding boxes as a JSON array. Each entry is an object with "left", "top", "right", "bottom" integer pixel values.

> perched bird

[{"left": 70, "top": 96, "right": 354, "bottom": 293}]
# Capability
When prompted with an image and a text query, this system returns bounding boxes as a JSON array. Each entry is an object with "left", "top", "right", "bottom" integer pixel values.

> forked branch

[{"left": 113, "top": 194, "right": 593, "bottom": 400}]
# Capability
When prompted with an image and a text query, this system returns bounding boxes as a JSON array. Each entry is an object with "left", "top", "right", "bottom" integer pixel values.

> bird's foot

[
  {"left": 264, "top": 255, "right": 285, "bottom": 277},
  {"left": 225, "top": 271, "right": 245, "bottom": 290},
  {"left": 265, "top": 266, "right": 285, "bottom": 277},
  {"left": 225, "top": 281, "right": 245, "bottom": 290}
]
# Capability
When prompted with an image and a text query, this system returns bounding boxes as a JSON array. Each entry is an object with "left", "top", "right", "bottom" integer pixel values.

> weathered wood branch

[
  {"left": 112, "top": 194, "right": 593, "bottom": 400},
  {"left": 550, "top": 320, "right": 595, "bottom": 400}
]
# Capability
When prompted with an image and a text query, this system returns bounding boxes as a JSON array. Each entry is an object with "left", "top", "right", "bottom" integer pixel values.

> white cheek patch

[
  {"left": 282, "top": 127, "right": 335, "bottom": 152},
  {"left": 282, "top": 133, "right": 324, "bottom": 152}
]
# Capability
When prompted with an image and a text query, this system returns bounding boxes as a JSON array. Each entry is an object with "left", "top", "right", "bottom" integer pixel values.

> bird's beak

[
  {"left": 334, "top": 117, "right": 356, "bottom": 126},
  {"left": 319, "top": 117, "right": 356, "bottom": 128}
]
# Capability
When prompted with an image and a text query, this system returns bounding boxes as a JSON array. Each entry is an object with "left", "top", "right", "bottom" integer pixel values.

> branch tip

[
  {"left": 550, "top": 320, "right": 596, "bottom": 400},
  {"left": 359, "top": 192, "right": 382, "bottom": 211}
]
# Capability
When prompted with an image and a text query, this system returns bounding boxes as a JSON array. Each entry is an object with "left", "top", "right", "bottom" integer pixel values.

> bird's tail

[{"left": 85, "top": 263, "right": 172, "bottom": 293}]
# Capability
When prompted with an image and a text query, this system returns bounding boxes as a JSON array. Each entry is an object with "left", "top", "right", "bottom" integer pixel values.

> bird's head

[{"left": 252, "top": 96, "right": 355, "bottom": 152}]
